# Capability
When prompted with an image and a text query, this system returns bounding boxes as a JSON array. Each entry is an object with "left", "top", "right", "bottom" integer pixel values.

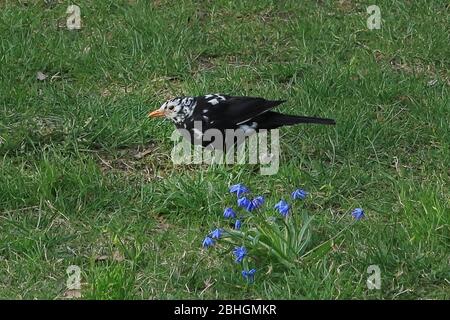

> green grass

[{"left": 0, "top": 0, "right": 449, "bottom": 299}]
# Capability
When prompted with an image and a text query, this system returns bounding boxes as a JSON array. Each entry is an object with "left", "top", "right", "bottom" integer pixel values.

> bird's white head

[{"left": 148, "top": 97, "right": 196, "bottom": 124}]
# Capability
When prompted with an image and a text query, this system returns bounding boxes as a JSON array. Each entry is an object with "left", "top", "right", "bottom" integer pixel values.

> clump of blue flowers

[{"left": 202, "top": 183, "right": 365, "bottom": 284}]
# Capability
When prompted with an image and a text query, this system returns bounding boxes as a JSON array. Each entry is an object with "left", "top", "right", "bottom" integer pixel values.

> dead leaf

[
  {"left": 112, "top": 250, "right": 125, "bottom": 262},
  {"left": 94, "top": 251, "right": 124, "bottom": 262},
  {"left": 134, "top": 149, "right": 153, "bottom": 160},
  {"left": 95, "top": 254, "right": 109, "bottom": 261},
  {"left": 155, "top": 216, "right": 171, "bottom": 233},
  {"left": 36, "top": 71, "right": 47, "bottom": 81},
  {"left": 374, "top": 50, "right": 384, "bottom": 62},
  {"left": 337, "top": 0, "right": 353, "bottom": 12},
  {"left": 63, "top": 289, "right": 82, "bottom": 299}
]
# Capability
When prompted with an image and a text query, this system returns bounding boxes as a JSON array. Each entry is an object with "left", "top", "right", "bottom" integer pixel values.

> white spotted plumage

[
  {"left": 205, "top": 94, "right": 226, "bottom": 105},
  {"left": 157, "top": 94, "right": 228, "bottom": 125},
  {"left": 208, "top": 98, "right": 219, "bottom": 105},
  {"left": 158, "top": 96, "right": 197, "bottom": 124}
]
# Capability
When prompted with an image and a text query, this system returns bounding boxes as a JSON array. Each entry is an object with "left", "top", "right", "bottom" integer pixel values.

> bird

[{"left": 148, "top": 94, "right": 335, "bottom": 149}]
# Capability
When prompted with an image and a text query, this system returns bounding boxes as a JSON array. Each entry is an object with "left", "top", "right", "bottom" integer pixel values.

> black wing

[{"left": 193, "top": 94, "right": 285, "bottom": 128}]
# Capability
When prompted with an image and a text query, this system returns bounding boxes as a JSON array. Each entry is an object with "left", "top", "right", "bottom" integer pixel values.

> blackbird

[{"left": 148, "top": 94, "right": 335, "bottom": 148}]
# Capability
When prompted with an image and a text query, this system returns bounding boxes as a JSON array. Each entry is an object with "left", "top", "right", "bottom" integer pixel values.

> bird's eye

[{"left": 168, "top": 105, "right": 174, "bottom": 110}]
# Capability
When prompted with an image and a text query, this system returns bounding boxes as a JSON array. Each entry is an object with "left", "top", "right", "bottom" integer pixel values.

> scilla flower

[
  {"left": 274, "top": 200, "right": 290, "bottom": 217},
  {"left": 233, "top": 246, "right": 247, "bottom": 263},
  {"left": 234, "top": 220, "right": 242, "bottom": 230},
  {"left": 229, "top": 184, "right": 249, "bottom": 197},
  {"left": 291, "top": 189, "right": 308, "bottom": 200},
  {"left": 210, "top": 228, "right": 223, "bottom": 239},
  {"left": 352, "top": 208, "right": 365, "bottom": 220},
  {"left": 237, "top": 197, "right": 255, "bottom": 212},
  {"left": 252, "top": 196, "right": 265, "bottom": 208},
  {"left": 202, "top": 236, "right": 214, "bottom": 248},
  {"left": 242, "top": 269, "right": 256, "bottom": 283},
  {"left": 223, "top": 207, "right": 237, "bottom": 219}
]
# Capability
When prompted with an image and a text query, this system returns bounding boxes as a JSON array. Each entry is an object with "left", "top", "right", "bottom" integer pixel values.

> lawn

[{"left": 0, "top": 0, "right": 449, "bottom": 299}]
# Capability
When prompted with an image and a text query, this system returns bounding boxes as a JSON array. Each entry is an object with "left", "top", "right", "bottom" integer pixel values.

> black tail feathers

[
  {"left": 260, "top": 112, "right": 336, "bottom": 128},
  {"left": 284, "top": 115, "right": 336, "bottom": 125}
]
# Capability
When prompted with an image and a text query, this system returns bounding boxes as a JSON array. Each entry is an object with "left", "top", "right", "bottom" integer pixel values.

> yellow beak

[{"left": 148, "top": 109, "right": 165, "bottom": 118}]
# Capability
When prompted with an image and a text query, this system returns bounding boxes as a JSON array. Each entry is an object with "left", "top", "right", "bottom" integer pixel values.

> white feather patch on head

[{"left": 162, "top": 96, "right": 197, "bottom": 124}]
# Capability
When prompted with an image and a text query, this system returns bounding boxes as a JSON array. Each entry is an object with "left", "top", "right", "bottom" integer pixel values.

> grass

[{"left": 0, "top": 0, "right": 449, "bottom": 299}]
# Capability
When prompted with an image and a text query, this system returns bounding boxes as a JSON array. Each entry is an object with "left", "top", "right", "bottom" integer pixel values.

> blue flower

[
  {"left": 202, "top": 236, "right": 214, "bottom": 248},
  {"left": 274, "top": 200, "right": 290, "bottom": 217},
  {"left": 291, "top": 189, "right": 308, "bottom": 200},
  {"left": 352, "top": 208, "right": 365, "bottom": 220},
  {"left": 229, "top": 184, "right": 249, "bottom": 197},
  {"left": 234, "top": 220, "right": 242, "bottom": 230},
  {"left": 252, "top": 196, "right": 265, "bottom": 208},
  {"left": 210, "top": 228, "right": 223, "bottom": 239},
  {"left": 233, "top": 246, "right": 247, "bottom": 263},
  {"left": 238, "top": 197, "right": 255, "bottom": 212},
  {"left": 223, "top": 207, "right": 237, "bottom": 219},
  {"left": 242, "top": 269, "right": 256, "bottom": 283}
]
